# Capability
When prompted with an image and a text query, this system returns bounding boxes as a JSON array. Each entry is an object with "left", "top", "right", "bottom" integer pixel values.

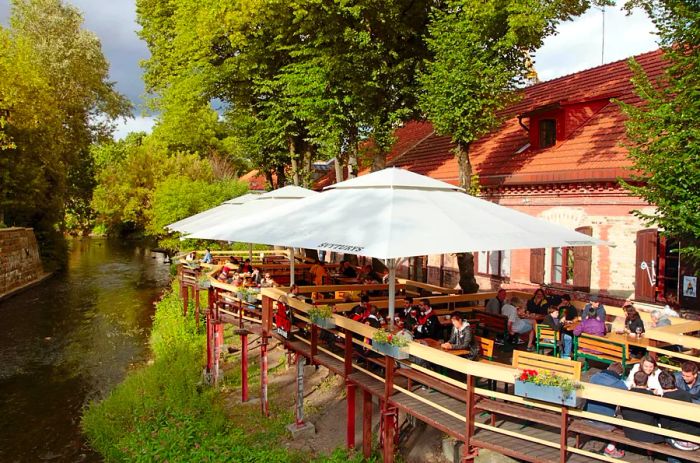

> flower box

[
  {"left": 310, "top": 316, "right": 336, "bottom": 330},
  {"left": 247, "top": 293, "right": 259, "bottom": 304},
  {"left": 197, "top": 280, "right": 211, "bottom": 289},
  {"left": 514, "top": 380, "right": 578, "bottom": 407},
  {"left": 236, "top": 291, "right": 245, "bottom": 300},
  {"left": 372, "top": 341, "right": 409, "bottom": 360}
]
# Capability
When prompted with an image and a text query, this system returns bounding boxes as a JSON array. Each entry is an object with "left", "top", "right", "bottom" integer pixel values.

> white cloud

[
  {"left": 535, "top": 1, "right": 658, "bottom": 82},
  {"left": 113, "top": 116, "right": 157, "bottom": 140}
]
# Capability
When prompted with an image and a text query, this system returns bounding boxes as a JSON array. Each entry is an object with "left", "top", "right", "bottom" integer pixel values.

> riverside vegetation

[{"left": 82, "top": 283, "right": 372, "bottom": 462}]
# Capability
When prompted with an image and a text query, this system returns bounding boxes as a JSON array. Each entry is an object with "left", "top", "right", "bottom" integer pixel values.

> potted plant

[
  {"left": 514, "top": 369, "right": 582, "bottom": 407},
  {"left": 236, "top": 287, "right": 246, "bottom": 301},
  {"left": 197, "top": 277, "right": 211, "bottom": 289},
  {"left": 371, "top": 329, "right": 409, "bottom": 359},
  {"left": 308, "top": 305, "right": 336, "bottom": 330}
]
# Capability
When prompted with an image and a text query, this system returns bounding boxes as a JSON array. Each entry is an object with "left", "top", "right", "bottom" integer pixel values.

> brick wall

[{"left": 0, "top": 227, "right": 44, "bottom": 296}]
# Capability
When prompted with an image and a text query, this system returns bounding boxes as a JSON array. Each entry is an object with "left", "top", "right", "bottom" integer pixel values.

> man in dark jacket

[
  {"left": 441, "top": 312, "right": 472, "bottom": 351},
  {"left": 675, "top": 361, "right": 700, "bottom": 404},
  {"left": 415, "top": 299, "right": 442, "bottom": 340},
  {"left": 621, "top": 371, "right": 664, "bottom": 444},
  {"left": 585, "top": 362, "right": 628, "bottom": 458},
  {"left": 658, "top": 371, "right": 700, "bottom": 453}
]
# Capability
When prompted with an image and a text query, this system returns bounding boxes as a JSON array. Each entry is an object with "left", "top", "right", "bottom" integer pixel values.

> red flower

[{"left": 519, "top": 369, "right": 538, "bottom": 381}]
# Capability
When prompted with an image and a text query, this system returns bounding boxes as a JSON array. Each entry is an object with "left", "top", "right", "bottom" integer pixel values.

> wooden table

[
  {"left": 418, "top": 338, "right": 469, "bottom": 357},
  {"left": 599, "top": 331, "right": 658, "bottom": 349},
  {"left": 653, "top": 320, "right": 700, "bottom": 335}
]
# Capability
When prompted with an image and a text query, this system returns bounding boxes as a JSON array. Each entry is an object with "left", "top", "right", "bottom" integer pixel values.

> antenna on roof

[{"left": 594, "top": 5, "right": 607, "bottom": 64}]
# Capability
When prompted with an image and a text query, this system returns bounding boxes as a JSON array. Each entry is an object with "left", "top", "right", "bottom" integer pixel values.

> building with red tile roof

[{"left": 324, "top": 50, "right": 695, "bottom": 311}]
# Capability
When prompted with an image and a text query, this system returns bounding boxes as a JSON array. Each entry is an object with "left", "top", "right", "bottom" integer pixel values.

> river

[{"left": 0, "top": 238, "right": 171, "bottom": 462}]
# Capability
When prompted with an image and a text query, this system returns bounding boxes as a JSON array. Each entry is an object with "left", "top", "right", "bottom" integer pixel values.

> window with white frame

[{"left": 477, "top": 250, "right": 510, "bottom": 278}]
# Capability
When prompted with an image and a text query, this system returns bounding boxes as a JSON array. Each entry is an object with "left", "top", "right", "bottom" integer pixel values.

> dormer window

[{"left": 539, "top": 119, "right": 556, "bottom": 148}]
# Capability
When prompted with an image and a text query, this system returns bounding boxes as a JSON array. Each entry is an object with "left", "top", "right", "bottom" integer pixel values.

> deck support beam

[
  {"left": 560, "top": 406, "right": 569, "bottom": 463},
  {"left": 363, "top": 390, "right": 373, "bottom": 458},
  {"left": 382, "top": 355, "right": 396, "bottom": 463},
  {"left": 461, "top": 374, "right": 478, "bottom": 462},
  {"left": 261, "top": 335, "right": 270, "bottom": 416},
  {"left": 346, "top": 381, "right": 356, "bottom": 449}
]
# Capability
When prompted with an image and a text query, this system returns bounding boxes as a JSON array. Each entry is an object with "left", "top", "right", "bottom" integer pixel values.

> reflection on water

[{"left": 0, "top": 238, "right": 170, "bottom": 462}]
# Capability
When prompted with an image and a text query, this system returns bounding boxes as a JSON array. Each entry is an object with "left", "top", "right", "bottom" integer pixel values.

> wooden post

[
  {"left": 462, "top": 374, "right": 478, "bottom": 462},
  {"left": 182, "top": 282, "right": 189, "bottom": 317},
  {"left": 194, "top": 285, "right": 200, "bottom": 330},
  {"left": 560, "top": 406, "right": 569, "bottom": 463},
  {"left": 344, "top": 328, "right": 353, "bottom": 376},
  {"left": 347, "top": 381, "right": 356, "bottom": 449},
  {"left": 363, "top": 390, "right": 373, "bottom": 458},
  {"left": 295, "top": 354, "right": 306, "bottom": 426},
  {"left": 235, "top": 329, "right": 252, "bottom": 402},
  {"left": 206, "top": 309, "right": 213, "bottom": 374},
  {"left": 382, "top": 355, "right": 395, "bottom": 463}
]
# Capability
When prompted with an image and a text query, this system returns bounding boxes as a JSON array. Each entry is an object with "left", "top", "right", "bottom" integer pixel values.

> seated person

[
  {"left": 239, "top": 258, "right": 254, "bottom": 274},
  {"left": 658, "top": 371, "right": 700, "bottom": 451},
  {"left": 202, "top": 248, "right": 213, "bottom": 264},
  {"left": 349, "top": 295, "right": 373, "bottom": 323},
  {"left": 309, "top": 259, "right": 329, "bottom": 285},
  {"left": 485, "top": 288, "right": 507, "bottom": 315},
  {"left": 221, "top": 259, "right": 236, "bottom": 275},
  {"left": 232, "top": 277, "right": 244, "bottom": 289},
  {"left": 358, "top": 264, "right": 381, "bottom": 283},
  {"left": 185, "top": 251, "right": 196, "bottom": 262},
  {"left": 558, "top": 295, "right": 577, "bottom": 359},
  {"left": 574, "top": 306, "right": 607, "bottom": 337},
  {"left": 545, "top": 287, "right": 562, "bottom": 308},
  {"left": 675, "top": 361, "right": 700, "bottom": 404},
  {"left": 404, "top": 307, "right": 420, "bottom": 333},
  {"left": 526, "top": 288, "right": 549, "bottom": 316},
  {"left": 650, "top": 309, "right": 672, "bottom": 328},
  {"left": 624, "top": 304, "right": 645, "bottom": 335},
  {"left": 620, "top": 371, "right": 664, "bottom": 444},
  {"left": 584, "top": 362, "right": 628, "bottom": 458},
  {"left": 582, "top": 295, "right": 606, "bottom": 322},
  {"left": 260, "top": 272, "right": 278, "bottom": 288},
  {"left": 543, "top": 304, "right": 561, "bottom": 331},
  {"left": 402, "top": 296, "right": 419, "bottom": 319},
  {"left": 217, "top": 269, "right": 230, "bottom": 282},
  {"left": 339, "top": 260, "right": 357, "bottom": 278},
  {"left": 501, "top": 297, "right": 535, "bottom": 351},
  {"left": 441, "top": 312, "right": 472, "bottom": 352},
  {"left": 365, "top": 307, "right": 382, "bottom": 328},
  {"left": 625, "top": 355, "right": 662, "bottom": 395},
  {"left": 414, "top": 299, "right": 441, "bottom": 340}
]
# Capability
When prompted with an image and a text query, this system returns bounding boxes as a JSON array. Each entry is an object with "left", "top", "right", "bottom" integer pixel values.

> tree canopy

[
  {"left": 0, "top": 0, "right": 130, "bottom": 263},
  {"left": 620, "top": 0, "right": 700, "bottom": 257}
]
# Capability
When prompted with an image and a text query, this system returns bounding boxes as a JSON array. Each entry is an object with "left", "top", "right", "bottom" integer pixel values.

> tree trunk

[
  {"left": 347, "top": 125, "right": 358, "bottom": 179},
  {"left": 289, "top": 137, "right": 300, "bottom": 186},
  {"left": 454, "top": 141, "right": 473, "bottom": 192},
  {"left": 302, "top": 143, "right": 313, "bottom": 188},
  {"left": 264, "top": 170, "right": 275, "bottom": 189},
  {"left": 371, "top": 149, "right": 386, "bottom": 172},
  {"left": 456, "top": 252, "right": 479, "bottom": 294},
  {"left": 275, "top": 165, "right": 286, "bottom": 188},
  {"left": 334, "top": 155, "right": 344, "bottom": 184}
]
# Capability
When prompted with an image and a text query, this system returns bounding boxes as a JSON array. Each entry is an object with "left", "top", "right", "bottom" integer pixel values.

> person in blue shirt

[
  {"left": 582, "top": 295, "right": 606, "bottom": 322},
  {"left": 675, "top": 361, "right": 700, "bottom": 404},
  {"left": 585, "top": 362, "right": 628, "bottom": 458},
  {"left": 202, "top": 248, "right": 213, "bottom": 264}
]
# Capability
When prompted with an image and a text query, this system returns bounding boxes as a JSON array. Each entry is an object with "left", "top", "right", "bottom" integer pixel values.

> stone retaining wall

[{"left": 0, "top": 227, "right": 44, "bottom": 297}]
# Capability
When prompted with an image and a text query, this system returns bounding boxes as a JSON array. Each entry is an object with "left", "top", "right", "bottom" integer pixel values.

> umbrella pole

[
  {"left": 387, "top": 258, "right": 397, "bottom": 329},
  {"left": 289, "top": 247, "right": 295, "bottom": 286}
]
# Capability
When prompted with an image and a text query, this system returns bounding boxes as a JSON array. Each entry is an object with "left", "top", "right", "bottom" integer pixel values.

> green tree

[
  {"left": 0, "top": 0, "right": 130, "bottom": 262},
  {"left": 620, "top": 0, "right": 700, "bottom": 258},
  {"left": 419, "top": 0, "right": 609, "bottom": 292}
]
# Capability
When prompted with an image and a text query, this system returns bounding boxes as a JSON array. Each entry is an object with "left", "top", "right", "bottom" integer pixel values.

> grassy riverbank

[{"left": 82, "top": 284, "right": 367, "bottom": 462}]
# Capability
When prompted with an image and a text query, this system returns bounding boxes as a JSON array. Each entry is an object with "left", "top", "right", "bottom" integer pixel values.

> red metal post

[
  {"left": 382, "top": 355, "right": 395, "bottom": 463},
  {"left": 560, "top": 406, "right": 569, "bottom": 463},
  {"left": 346, "top": 381, "right": 356, "bottom": 449},
  {"left": 344, "top": 328, "right": 353, "bottom": 376},
  {"left": 182, "top": 282, "right": 189, "bottom": 317},
  {"left": 261, "top": 335, "right": 269, "bottom": 417},
  {"left": 363, "top": 390, "right": 373, "bottom": 458},
  {"left": 206, "top": 309, "right": 213, "bottom": 373},
  {"left": 194, "top": 285, "right": 200, "bottom": 330},
  {"left": 241, "top": 332, "right": 249, "bottom": 402}
]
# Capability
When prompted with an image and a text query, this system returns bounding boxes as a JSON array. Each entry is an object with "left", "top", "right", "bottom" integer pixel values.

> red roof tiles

[{"left": 366, "top": 49, "right": 668, "bottom": 187}]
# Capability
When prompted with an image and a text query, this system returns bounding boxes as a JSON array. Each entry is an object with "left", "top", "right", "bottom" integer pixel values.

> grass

[{"left": 82, "top": 283, "right": 374, "bottom": 462}]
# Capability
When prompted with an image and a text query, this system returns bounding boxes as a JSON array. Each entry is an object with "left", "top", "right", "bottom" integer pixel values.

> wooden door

[{"left": 635, "top": 229, "right": 658, "bottom": 302}]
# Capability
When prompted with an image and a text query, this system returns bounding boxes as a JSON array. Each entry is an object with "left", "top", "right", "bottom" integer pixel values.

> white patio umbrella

[
  {"left": 186, "top": 168, "right": 606, "bottom": 323},
  {"left": 166, "top": 192, "right": 260, "bottom": 234},
  {"left": 185, "top": 185, "right": 318, "bottom": 284}
]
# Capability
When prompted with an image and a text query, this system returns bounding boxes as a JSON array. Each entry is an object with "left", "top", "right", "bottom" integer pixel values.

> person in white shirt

[
  {"left": 624, "top": 355, "right": 663, "bottom": 395},
  {"left": 501, "top": 296, "right": 535, "bottom": 351}
]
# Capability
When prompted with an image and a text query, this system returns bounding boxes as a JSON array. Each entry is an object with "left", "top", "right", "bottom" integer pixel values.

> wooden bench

[
  {"left": 474, "top": 311, "right": 508, "bottom": 340},
  {"left": 575, "top": 334, "right": 638, "bottom": 371}
]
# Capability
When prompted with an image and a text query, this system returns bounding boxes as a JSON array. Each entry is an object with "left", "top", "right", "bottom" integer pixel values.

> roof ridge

[
  {"left": 388, "top": 128, "right": 437, "bottom": 167},
  {"left": 531, "top": 48, "right": 662, "bottom": 89}
]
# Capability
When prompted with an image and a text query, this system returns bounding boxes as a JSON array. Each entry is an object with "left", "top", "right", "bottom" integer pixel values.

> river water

[{"left": 0, "top": 238, "right": 171, "bottom": 462}]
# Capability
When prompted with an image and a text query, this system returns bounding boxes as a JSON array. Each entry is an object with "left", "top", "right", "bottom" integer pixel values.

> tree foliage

[
  {"left": 0, "top": 0, "right": 130, "bottom": 263},
  {"left": 418, "top": 0, "right": 612, "bottom": 190},
  {"left": 620, "top": 0, "right": 700, "bottom": 258}
]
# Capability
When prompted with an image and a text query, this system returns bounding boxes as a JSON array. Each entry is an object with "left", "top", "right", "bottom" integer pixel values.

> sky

[{"left": 0, "top": 0, "right": 659, "bottom": 140}]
